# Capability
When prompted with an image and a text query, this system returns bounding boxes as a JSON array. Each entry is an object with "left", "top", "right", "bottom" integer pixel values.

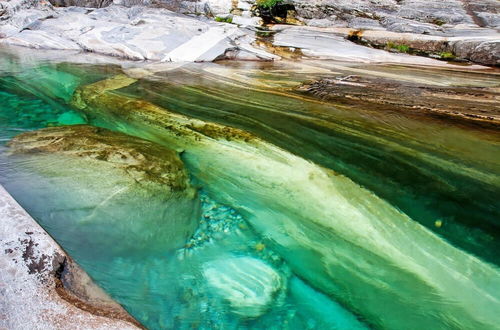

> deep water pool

[{"left": 1, "top": 46, "right": 499, "bottom": 330}]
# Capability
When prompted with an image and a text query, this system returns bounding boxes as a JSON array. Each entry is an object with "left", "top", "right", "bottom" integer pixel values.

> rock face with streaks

[
  {"left": 287, "top": 0, "right": 500, "bottom": 65},
  {"left": 3, "top": 125, "right": 200, "bottom": 256},
  {"left": 0, "top": 184, "right": 141, "bottom": 329},
  {"left": 297, "top": 75, "right": 500, "bottom": 127},
  {"left": 0, "top": 4, "right": 276, "bottom": 61},
  {"left": 203, "top": 256, "right": 282, "bottom": 318},
  {"left": 292, "top": 0, "right": 500, "bottom": 30}
]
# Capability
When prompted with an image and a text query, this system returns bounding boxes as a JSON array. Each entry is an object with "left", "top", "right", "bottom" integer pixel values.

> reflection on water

[{"left": 0, "top": 47, "right": 499, "bottom": 329}]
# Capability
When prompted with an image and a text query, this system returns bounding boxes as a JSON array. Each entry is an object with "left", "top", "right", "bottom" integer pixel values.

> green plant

[
  {"left": 215, "top": 16, "right": 233, "bottom": 23},
  {"left": 387, "top": 42, "right": 410, "bottom": 53},
  {"left": 439, "top": 52, "right": 456, "bottom": 60},
  {"left": 396, "top": 44, "right": 410, "bottom": 53},
  {"left": 256, "top": 0, "right": 283, "bottom": 9}
]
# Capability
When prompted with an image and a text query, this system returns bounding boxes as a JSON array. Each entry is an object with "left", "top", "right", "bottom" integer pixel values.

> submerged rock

[
  {"left": 203, "top": 256, "right": 282, "bottom": 317},
  {"left": 4, "top": 125, "right": 200, "bottom": 256},
  {"left": 72, "top": 75, "right": 500, "bottom": 329},
  {"left": 297, "top": 76, "right": 500, "bottom": 127}
]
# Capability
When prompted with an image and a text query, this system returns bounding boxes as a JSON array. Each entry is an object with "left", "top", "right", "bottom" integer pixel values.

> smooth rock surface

[
  {"left": 266, "top": 25, "right": 463, "bottom": 66},
  {"left": 0, "top": 4, "right": 275, "bottom": 61},
  {"left": 0, "top": 184, "right": 141, "bottom": 329},
  {"left": 288, "top": 0, "right": 500, "bottom": 65},
  {"left": 3, "top": 125, "right": 200, "bottom": 256},
  {"left": 203, "top": 256, "right": 282, "bottom": 317},
  {"left": 292, "top": 0, "right": 500, "bottom": 30}
]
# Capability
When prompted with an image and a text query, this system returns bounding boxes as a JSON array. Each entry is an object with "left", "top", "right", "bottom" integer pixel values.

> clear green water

[{"left": 0, "top": 48, "right": 499, "bottom": 329}]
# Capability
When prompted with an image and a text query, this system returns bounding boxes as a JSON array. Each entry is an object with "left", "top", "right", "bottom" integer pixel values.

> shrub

[
  {"left": 215, "top": 16, "right": 233, "bottom": 23},
  {"left": 256, "top": 0, "right": 283, "bottom": 9}
]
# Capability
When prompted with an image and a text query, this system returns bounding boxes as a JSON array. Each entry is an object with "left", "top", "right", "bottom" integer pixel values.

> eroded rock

[
  {"left": 0, "top": 4, "right": 276, "bottom": 61},
  {"left": 4, "top": 125, "right": 200, "bottom": 256},
  {"left": 297, "top": 75, "right": 500, "bottom": 127},
  {"left": 0, "top": 184, "right": 141, "bottom": 329}
]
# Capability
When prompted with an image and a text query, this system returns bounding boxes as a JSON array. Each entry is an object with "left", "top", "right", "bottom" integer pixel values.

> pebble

[{"left": 184, "top": 192, "right": 246, "bottom": 250}]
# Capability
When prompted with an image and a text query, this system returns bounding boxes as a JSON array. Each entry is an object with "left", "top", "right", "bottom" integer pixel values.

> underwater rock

[
  {"left": 202, "top": 256, "right": 282, "bottom": 318},
  {"left": 297, "top": 76, "right": 500, "bottom": 127},
  {"left": 0, "top": 184, "right": 141, "bottom": 329},
  {"left": 4, "top": 125, "right": 200, "bottom": 256},
  {"left": 72, "top": 75, "right": 500, "bottom": 329}
]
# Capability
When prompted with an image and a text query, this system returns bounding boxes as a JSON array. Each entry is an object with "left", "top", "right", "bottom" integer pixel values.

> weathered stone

[
  {"left": 297, "top": 76, "right": 500, "bottom": 127},
  {"left": 0, "top": 4, "right": 275, "bottom": 61},
  {"left": 286, "top": 0, "right": 500, "bottom": 65},
  {"left": 452, "top": 39, "right": 500, "bottom": 66},
  {"left": 4, "top": 125, "right": 200, "bottom": 256},
  {"left": 49, "top": 0, "right": 113, "bottom": 7},
  {"left": 267, "top": 25, "right": 456, "bottom": 66},
  {"left": 0, "top": 184, "right": 141, "bottom": 329}
]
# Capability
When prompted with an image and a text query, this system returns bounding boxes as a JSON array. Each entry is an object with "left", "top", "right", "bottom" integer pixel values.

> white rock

[
  {"left": 232, "top": 15, "right": 262, "bottom": 27},
  {"left": 203, "top": 256, "right": 282, "bottom": 318},
  {"left": 237, "top": 0, "right": 252, "bottom": 11},
  {"left": 242, "top": 10, "right": 252, "bottom": 18},
  {"left": 205, "top": 0, "right": 233, "bottom": 15},
  {"left": 2, "top": 29, "right": 81, "bottom": 50},
  {"left": 0, "top": 185, "right": 140, "bottom": 329},
  {"left": 0, "top": 5, "right": 271, "bottom": 62}
]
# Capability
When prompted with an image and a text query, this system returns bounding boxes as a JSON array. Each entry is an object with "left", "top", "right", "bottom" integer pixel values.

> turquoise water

[{"left": 0, "top": 48, "right": 499, "bottom": 329}]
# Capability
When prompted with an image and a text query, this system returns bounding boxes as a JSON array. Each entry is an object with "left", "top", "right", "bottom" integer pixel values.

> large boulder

[
  {"left": 451, "top": 39, "right": 500, "bottom": 66},
  {"left": 3, "top": 125, "right": 200, "bottom": 257}
]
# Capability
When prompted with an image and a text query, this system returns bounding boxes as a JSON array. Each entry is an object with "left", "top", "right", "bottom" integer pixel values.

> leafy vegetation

[
  {"left": 256, "top": 0, "right": 283, "bottom": 9},
  {"left": 387, "top": 42, "right": 410, "bottom": 53},
  {"left": 439, "top": 52, "right": 456, "bottom": 60},
  {"left": 215, "top": 16, "right": 233, "bottom": 23}
]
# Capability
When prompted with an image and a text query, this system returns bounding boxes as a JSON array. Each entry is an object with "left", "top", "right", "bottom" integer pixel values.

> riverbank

[{"left": 0, "top": 0, "right": 498, "bottom": 65}]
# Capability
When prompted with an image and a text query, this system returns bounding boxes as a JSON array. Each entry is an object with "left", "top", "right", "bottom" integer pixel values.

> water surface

[{"left": 0, "top": 47, "right": 499, "bottom": 329}]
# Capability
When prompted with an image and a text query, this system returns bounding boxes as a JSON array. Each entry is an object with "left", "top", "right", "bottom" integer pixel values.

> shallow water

[{"left": 0, "top": 47, "right": 499, "bottom": 329}]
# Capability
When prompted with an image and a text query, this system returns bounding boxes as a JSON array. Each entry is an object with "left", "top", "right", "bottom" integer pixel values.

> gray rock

[
  {"left": 292, "top": 0, "right": 500, "bottom": 31},
  {"left": 452, "top": 39, "right": 500, "bottom": 65},
  {"left": 381, "top": 16, "right": 442, "bottom": 34},
  {"left": 476, "top": 12, "right": 500, "bottom": 28},
  {"left": 232, "top": 15, "right": 262, "bottom": 26},
  {"left": 0, "top": 184, "right": 141, "bottom": 329},
  {"left": 269, "top": 25, "right": 450, "bottom": 66},
  {"left": 49, "top": 0, "right": 113, "bottom": 7},
  {"left": 0, "top": 4, "right": 275, "bottom": 61}
]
